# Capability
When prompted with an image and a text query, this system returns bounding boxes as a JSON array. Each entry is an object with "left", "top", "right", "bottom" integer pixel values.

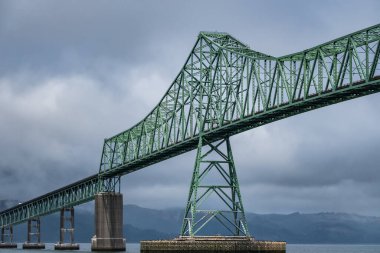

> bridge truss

[{"left": 1, "top": 24, "right": 379, "bottom": 228}]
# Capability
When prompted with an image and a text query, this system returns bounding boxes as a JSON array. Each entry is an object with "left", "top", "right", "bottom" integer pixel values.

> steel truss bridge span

[{"left": 1, "top": 24, "right": 380, "bottom": 228}]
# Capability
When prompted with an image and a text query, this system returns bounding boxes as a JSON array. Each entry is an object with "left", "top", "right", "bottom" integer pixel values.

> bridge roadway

[{"left": 1, "top": 24, "right": 380, "bottom": 228}]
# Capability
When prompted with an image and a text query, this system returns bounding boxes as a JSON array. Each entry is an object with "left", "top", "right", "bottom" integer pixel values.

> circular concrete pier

[
  {"left": 54, "top": 243, "right": 80, "bottom": 250},
  {"left": 141, "top": 236, "right": 286, "bottom": 253},
  {"left": 22, "top": 243, "right": 46, "bottom": 249},
  {"left": 0, "top": 243, "right": 17, "bottom": 248}
]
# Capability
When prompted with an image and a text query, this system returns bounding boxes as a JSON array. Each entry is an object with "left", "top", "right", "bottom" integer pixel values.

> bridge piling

[
  {"left": 0, "top": 225, "right": 17, "bottom": 248},
  {"left": 54, "top": 207, "right": 80, "bottom": 250},
  {"left": 22, "top": 217, "right": 45, "bottom": 249},
  {"left": 91, "top": 192, "right": 126, "bottom": 251}
]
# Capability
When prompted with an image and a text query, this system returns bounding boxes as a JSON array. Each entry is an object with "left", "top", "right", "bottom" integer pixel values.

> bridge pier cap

[{"left": 91, "top": 192, "right": 126, "bottom": 251}]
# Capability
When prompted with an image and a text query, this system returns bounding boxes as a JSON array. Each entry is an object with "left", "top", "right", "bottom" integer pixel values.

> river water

[
  {"left": 0, "top": 243, "right": 380, "bottom": 253},
  {"left": 1, "top": 243, "right": 380, "bottom": 252}
]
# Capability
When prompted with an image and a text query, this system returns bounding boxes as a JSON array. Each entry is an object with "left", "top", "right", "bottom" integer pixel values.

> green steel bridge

[{"left": 1, "top": 24, "right": 380, "bottom": 231}]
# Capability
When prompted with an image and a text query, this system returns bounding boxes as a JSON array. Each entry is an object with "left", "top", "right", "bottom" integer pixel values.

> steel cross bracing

[
  {"left": 180, "top": 137, "right": 249, "bottom": 237},
  {"left": 100, "top": 24, "right": 380, "bottom": 177},
  {"left": 0, "top": 175, "right": 99, "bottom": 227},
  {"left": 1, "top": 24, "right": 380, "bottom": 228},
  {"left": 0, "top": 175, "right": 121, "bottom": 227}
]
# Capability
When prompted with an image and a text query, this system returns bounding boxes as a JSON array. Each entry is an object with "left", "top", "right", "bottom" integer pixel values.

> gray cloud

[{"left": 0, "top": 0, "right": 380, "bottom": 216}]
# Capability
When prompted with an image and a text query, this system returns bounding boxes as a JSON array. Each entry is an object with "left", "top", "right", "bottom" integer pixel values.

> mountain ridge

[{"left": 1, "top": 200, "right": 380, "bottom": 243}]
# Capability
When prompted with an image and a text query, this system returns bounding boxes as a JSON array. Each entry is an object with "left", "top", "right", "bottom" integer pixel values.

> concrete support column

[
  {"left": 22, "top": 218, "right": 45, "bottom": 249},
  {"left": 0, "top": 225, "right": 17, "bottom": 248},
  {"left": 54, "top": 207, "right": 79, "bottom": 250},
  {"left": 91, "top": 192, "right": 126, "bottom": 251}
]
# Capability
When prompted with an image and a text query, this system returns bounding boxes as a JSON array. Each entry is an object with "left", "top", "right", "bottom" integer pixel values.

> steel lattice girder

[
  {"left": 0, "top": 174, "right": 122, "bottom": 227},
  {"left": 1, "top": 24, "right": 380, "bottom": 228},
  {"left": 100, "top": 24, "right": 380, "bottom": 178},
  {"left": 1, "top": 176, "right": 100, "bottom": 227}
]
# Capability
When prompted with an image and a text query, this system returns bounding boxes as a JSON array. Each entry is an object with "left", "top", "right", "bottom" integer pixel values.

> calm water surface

[{"left": 1, "top": 243, "right": 380, "bottom": 253}]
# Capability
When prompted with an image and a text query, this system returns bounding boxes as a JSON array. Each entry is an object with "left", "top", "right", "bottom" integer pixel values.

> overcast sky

[{"left": 0, "top": 0, "right": 380, "bottom": 216}]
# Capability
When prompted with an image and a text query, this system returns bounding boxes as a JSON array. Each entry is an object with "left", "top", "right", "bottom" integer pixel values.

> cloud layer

[{"left": 0, "top": 0, "right": 380, "bottom": 215}]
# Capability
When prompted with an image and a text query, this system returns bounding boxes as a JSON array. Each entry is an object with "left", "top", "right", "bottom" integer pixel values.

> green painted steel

[
  {"left": 99, "top": 24, "right": 380, "bottom": 179},
  {"left": 1, "top": 24, "right": 380, "bottom": 228},
  {"left": 0, "top": 175, "right": 121, "bottom": 227},
  {"left": 0, "top": 175, "right": 99, "bottom": 227},
  {"left": 180, "top": 137, "right": 249, "bottom": 237}
]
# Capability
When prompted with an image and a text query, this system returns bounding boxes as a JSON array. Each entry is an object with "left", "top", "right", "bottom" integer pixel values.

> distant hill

[
  {"left": 247, "top": 212, "right": 380, "bottom": 243},
  {"left": 123, "top": 205, "right": 380, "bottom": 244},
  {"left": 1, "top": 201, "right": 380, "bottom": 243}
]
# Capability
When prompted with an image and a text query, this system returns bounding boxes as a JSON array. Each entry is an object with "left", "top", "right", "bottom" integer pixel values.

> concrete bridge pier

[
  {"left": 54, "top": 207, "right": 80, "bottom": 250},
  {"left": 91, "top": 192, "right": 126, "bottom": 251},
  {"left": 0, "top": 225, "right": 17, "bottom": 248},
  {"left": 22, "top": 217, "right": 45, "bottom": 249}
]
